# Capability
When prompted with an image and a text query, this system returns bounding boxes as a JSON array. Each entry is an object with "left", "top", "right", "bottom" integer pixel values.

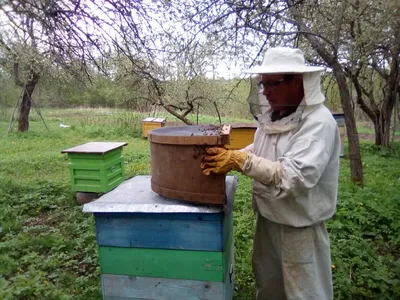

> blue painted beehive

[{"left": 83, "top": 175, "right": 237, "bottom": 300}]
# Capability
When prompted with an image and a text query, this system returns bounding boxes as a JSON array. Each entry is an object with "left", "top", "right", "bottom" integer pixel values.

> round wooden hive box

[{"left": 148, "top": 125, "right": 231, "bottom": 205}]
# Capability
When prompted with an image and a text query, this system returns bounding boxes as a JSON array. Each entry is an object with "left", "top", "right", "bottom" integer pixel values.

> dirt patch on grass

[
  {"left": 23, "top": 212, "right": 63, "bottom": 227},
  {"left": 359, "top": 134, "right": 400, "bottom": 141}
]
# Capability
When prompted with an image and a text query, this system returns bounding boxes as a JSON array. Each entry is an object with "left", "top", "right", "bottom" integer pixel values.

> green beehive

[{"left": 62, "top": 142, "right": 128, "bottom": 193}]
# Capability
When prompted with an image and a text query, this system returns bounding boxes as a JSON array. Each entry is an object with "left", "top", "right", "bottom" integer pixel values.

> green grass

[
  {"left": 0, "top": 108, "right": 400, "bottom": 299},
  {"left": 329, "top": 143, "right": 400, "bottom": 299},
  {"left": 357, "top": 121, "right": 400, "bottom": 136}
]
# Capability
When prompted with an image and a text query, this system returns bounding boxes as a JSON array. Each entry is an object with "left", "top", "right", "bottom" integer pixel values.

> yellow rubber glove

[{"left": 200, "top": 147, "right": 248, "bottom": 175}]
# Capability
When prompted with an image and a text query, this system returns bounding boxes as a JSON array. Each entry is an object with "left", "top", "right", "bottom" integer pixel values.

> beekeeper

[{"left": 201, "top": 47, "right": 341, "bottom": 300}]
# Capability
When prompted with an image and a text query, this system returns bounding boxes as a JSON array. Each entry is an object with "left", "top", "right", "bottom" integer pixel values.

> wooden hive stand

[{"left": 83, "top": 175, "right": 237, "bottom": 300}]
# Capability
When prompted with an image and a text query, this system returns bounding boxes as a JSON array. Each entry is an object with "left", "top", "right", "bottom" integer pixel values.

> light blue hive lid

[{"left": 82, "top": 175, "right": 237, "bottom": 214}]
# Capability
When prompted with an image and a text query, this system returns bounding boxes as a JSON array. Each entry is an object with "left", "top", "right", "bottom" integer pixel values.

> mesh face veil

[
  {"left": 246, "top": 75, "right": 305, "bottom": 134},
  {"left": 247, "top": 76, "right": 263, "bottom": 120}
]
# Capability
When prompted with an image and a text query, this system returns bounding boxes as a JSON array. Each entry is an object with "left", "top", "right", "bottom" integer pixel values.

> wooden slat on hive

[
  {"left": 99, "top": 246, "right": 226, "bottom": 282},
  {"left": 95, "top": 212, "right": 232, "bottom": 252},
  {"left": 101, "top": 274, "right": 224, "bottom": 300},
  {"left": 61, "top": 142, "right": 128, "bottom": 155},
  {"left": 148, "top": 125, "right": 231, "bottom": 146},
  {"left": 223, "top": 234, "right": 235, "bottom": 300},
  {"left": 100, "top": 237, "right": 235, "bottom": 300}
]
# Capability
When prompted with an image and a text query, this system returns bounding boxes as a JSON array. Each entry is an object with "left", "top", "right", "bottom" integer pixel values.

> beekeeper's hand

[
  {"left": 201, "top": 147, "right": 283, "bottom": 186},
  {"left": 201, "top": 147, "right": 247, "bottom": 175}
]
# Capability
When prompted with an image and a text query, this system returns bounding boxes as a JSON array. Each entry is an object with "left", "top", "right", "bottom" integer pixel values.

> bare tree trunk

[
  {"left": 334, "top": 68, "right": 364, "bottom": 186},
  {"left": 287, "top": 1, "right": 364, "bottom": 186},
  {"left": 391, "top": 101, "right": 397, "bottom": 144},
  {"left": 18, "top": 76, "right": 40, "bottom": 132},
  {"left": 379, "top": 28, "right": 400, "bottom": 147},
  {"left": 373, "top": 116, "right": 389, "bottom": 147},
  {"left": 373, "top": 117, "right": 383, "bottom": 146},
  {"left": 398, "top": 98, "right": 400, "bottom": 123},
  {"left": 373, "top": 111, "right": 392, "bottom": 147},
  {"left": 161, "top": 103, "right": 194, "bottom": 125}
]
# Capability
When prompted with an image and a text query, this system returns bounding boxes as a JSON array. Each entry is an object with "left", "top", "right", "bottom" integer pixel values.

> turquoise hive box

[{"left": 83, "top": 175, "right": 237, "bottom": 300}]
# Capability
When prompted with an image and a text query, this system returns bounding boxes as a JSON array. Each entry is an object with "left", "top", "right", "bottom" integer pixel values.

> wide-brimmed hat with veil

[
  {"left": 246, "top": 47, "right": 324, "bottom": 74},
  {"left": 245, "top": 47, "right": 326, "bottom": 134}
]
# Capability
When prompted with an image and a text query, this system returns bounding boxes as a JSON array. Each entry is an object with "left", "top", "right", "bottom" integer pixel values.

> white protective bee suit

[{"left": 241, "top": 48, "right": 341, "bottom": 300}]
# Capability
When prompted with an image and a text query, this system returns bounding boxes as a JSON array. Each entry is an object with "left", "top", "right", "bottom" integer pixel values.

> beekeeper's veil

[{"left": 245, "top": 47, "right": 325, "bottom": 134}]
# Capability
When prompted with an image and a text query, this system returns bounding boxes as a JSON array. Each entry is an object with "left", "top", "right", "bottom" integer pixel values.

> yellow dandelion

[{"left": 331, "top": 264, "right": 336, "bottom": 269}]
